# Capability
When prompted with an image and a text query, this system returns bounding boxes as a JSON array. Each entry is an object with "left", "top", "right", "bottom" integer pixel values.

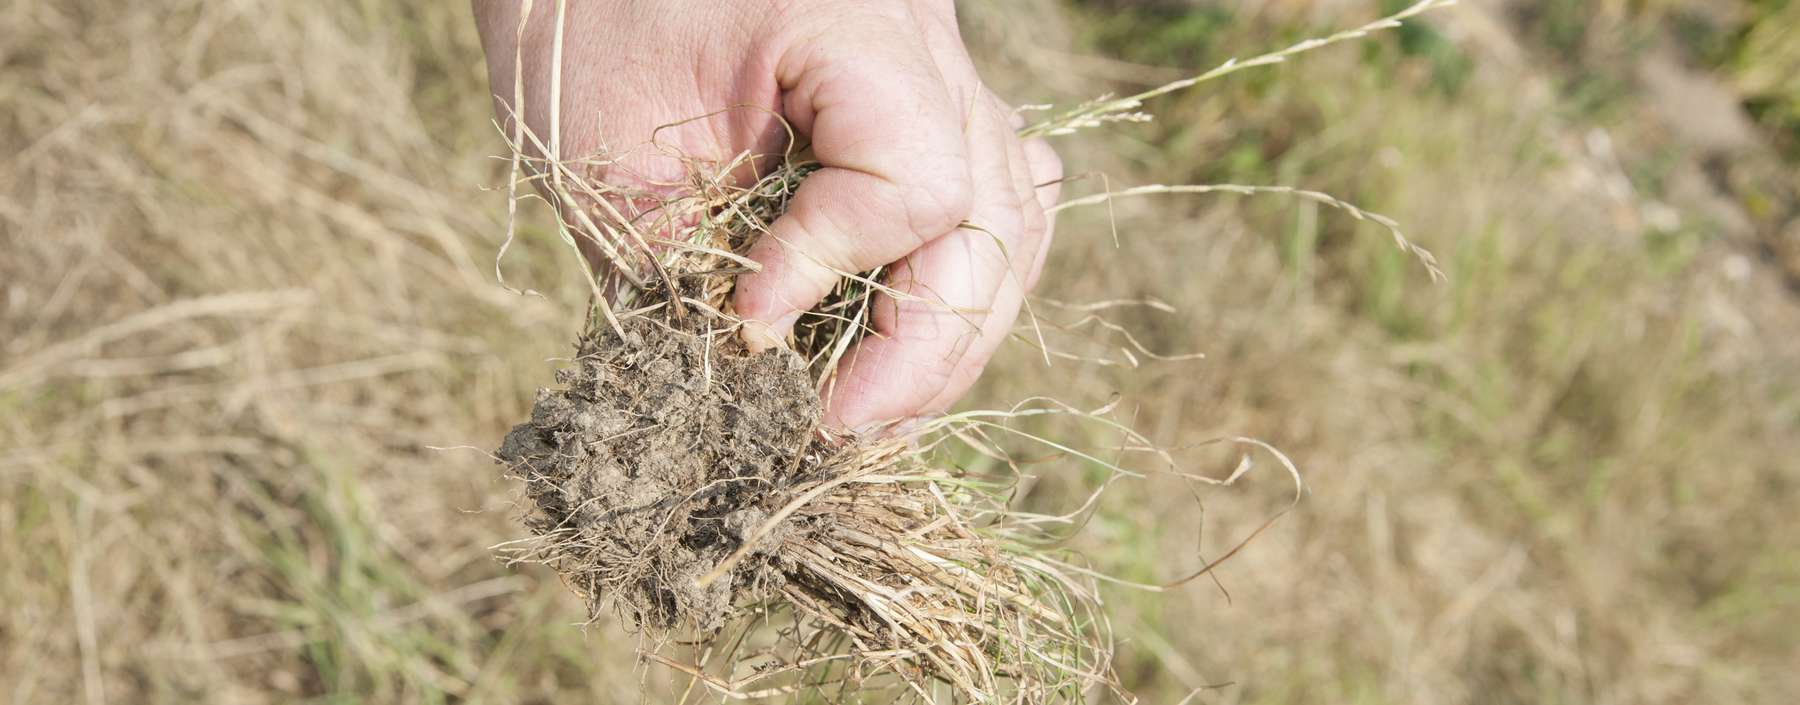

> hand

[{"left": 474, "top": 0, "right": 1061, "bottom": 431}]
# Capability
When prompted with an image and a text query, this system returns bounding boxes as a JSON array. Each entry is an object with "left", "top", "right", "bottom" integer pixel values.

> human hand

[{"left": 474, "top": 0, "right": 1061, "bottom": 431}]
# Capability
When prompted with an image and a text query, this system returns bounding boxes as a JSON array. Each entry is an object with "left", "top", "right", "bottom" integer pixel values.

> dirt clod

[{"left": 497, "top": 317, "right": 822, "bottom": 631}]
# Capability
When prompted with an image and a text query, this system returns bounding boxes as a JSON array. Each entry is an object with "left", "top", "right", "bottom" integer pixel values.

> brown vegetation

[{"left": 4, "top": 0, "right": 1796, "bottom": 703}]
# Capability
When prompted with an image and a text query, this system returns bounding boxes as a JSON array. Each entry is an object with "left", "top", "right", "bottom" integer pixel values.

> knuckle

[
  {"left": 1021, "top": 199, "right": 1049, "bottom": 240},
  {"left": 902, "top": 171, "right": 975, "bottom": 237},
  {"left": 989, "top": 208, "right": 1027, "bottom": 245}
]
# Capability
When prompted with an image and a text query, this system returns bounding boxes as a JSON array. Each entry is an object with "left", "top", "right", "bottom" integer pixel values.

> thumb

[{"left": 733, "top": 12, "right": 973, "bottom": 350}]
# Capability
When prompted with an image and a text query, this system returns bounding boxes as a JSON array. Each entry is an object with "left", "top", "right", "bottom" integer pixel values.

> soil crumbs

[{"left": 496, "top": 317, "right": 824, "bottom": 632}]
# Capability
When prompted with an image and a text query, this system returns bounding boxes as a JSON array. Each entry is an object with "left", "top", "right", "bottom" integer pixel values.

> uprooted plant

[{"left": 489, "top": 2, "right": 1453, "bottom": 702}]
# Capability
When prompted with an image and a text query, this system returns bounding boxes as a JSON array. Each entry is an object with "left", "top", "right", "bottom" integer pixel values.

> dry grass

[{"left": 4, "top": 0, "right": 1798, "bottom": 704}]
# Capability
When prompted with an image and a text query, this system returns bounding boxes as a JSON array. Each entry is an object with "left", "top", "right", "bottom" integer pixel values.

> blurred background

[{"left": 4, "top": 0, "right": 1797, "bottom": 703}]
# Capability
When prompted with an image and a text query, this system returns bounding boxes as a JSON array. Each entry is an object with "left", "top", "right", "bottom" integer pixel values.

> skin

[{"left": 473, "top": 0, "right": 1061, "bottom": 431}]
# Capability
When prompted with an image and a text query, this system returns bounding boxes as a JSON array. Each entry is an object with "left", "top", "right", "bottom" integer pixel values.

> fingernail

[
  {"left": 888, "top": 415, "right": 930, "bottom": 438},
  {"left": 741, "top": 319, "right": 783, "bottom": 353},
  {"left": 852, "top": 415, "right": 928, "bottom": 440}
]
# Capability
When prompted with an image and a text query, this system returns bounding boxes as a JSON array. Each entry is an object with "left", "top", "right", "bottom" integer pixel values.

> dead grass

[{"left": 3, "top": 0, "right": 1798, "bottom": 704}]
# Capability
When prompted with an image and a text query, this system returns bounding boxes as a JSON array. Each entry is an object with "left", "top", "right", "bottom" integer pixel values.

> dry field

[{"left": 3, "top": 0, "right": 1797, "bottom": 703}]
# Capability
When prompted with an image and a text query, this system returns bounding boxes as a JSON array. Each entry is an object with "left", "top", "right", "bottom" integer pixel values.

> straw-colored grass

[{"left": 4, "top": 0, "right": 1797, "bottom": 703}]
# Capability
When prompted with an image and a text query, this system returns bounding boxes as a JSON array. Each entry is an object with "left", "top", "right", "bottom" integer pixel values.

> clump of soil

[
  {"left": 496, "top": 317, "right": 826, "bottom": 631},
  {"left": 495, "top": 305, "right": 1112, "bottom": 701}
]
